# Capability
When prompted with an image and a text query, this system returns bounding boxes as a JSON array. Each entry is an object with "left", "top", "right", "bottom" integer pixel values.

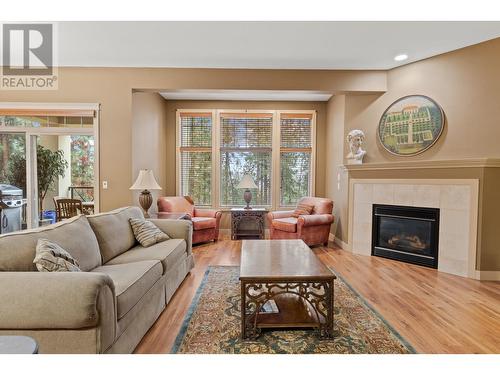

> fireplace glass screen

[
  {"left": 372, "top": 204, "right": 439, "bottom": 268},
  {"left": 376, "top": 216, "right": 433, "bottom": 257}
]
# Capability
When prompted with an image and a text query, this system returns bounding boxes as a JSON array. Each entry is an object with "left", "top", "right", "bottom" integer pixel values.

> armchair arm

[
  {"left": 268, "top": 210, "right": 295, "bottom": 220},
  {"left": 194, "top": 208, "right": 221, "bottom": 218},
  {"left": 297, "top": 214, "right": 334, "bottom": 228},
  {"left": 0, "top": 272, "right": 116, "bottom": 331},
  {"left": 149, "top": 219, "right": 193, "bottom": 255}
]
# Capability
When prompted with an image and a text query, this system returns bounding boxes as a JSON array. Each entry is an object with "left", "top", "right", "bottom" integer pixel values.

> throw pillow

[
  {"left": 291, "top": 203, "right": 314, "bottom": 218},
  {"left": 33, "top": 238, "right": 81, "bottom": 272},
  {"left": 129, "top": 218, "right": 170, "bottom": 247}
]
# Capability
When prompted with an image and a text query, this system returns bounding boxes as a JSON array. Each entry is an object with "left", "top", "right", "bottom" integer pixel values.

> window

[
  {"left": 0, "top": 109, "right": 95, "bottom": 128},
  {"left": 279, "top": 113, "right": 313, "bottom": 206},
  {"left": 178, "top": 112, "right": 213, "bottom": 206},
  {"left": 177, "top": 109, "right": 315, "bottom": 208},
  {"left": 219, "top": 113, "right": 272, "bottom": 207}
]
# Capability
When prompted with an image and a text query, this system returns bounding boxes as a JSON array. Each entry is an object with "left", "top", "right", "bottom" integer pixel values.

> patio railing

[{"left": 68, "top": 186, "right": 94, "bottom": 202}]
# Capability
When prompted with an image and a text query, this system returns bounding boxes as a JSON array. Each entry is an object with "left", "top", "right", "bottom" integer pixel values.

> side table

[{"left": 231, "top": 208, "right": 267, "bottom": 240}]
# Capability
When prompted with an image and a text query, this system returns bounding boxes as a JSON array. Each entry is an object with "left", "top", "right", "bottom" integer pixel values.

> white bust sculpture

[{"left": 346, "top": 129, "right": 367, "bottom": 164}]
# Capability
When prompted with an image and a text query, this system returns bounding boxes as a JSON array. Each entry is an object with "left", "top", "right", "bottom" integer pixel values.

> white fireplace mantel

[{"left": 347, "top": 179, "right": 479, "bottom": 279}]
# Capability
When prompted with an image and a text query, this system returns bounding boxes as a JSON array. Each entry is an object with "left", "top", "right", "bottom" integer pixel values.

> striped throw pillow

[
  {"left": 129, "top": 218, "right": 170, "bottom": 247},
  {"left": 291, "top": 203, "right": 314, "bottom": 218},
  {"left": 33, "top": 238, "right": 81, "bottom": 272}
]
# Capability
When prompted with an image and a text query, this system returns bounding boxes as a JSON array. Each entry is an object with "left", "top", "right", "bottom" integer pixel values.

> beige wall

[
  {"left": 480, "top": 168, "right": 500, "bottom": 270},
  {"left": 163, "top": 99, "right": 327, "bottom": 229},
  {"left": 324, "top": 95, "right": 349, "bottom": 243},
  {"left": 344, "top": 37, "right": 500, "bottom": 163},
  {"left": 0, "top": 68, "right": 385, "bottom": 211},
  {"left": 131, "top": 92, "right": 169, "bottom": 215},
  {"left": 323, "top": 38, "right": 500, "bottom": 271}
]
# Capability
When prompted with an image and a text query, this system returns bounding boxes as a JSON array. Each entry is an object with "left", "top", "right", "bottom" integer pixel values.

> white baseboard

[
  {"left": 329, "top": 233, "right": 349, "bottom": 250},
  {"left": 474, "top": 270, "right": 500, "bottom": 281}
]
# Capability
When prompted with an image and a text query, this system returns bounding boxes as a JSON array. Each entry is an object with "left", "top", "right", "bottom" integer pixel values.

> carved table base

[{"left": 240, "top": 279, "right": 334, "bottom": 340}]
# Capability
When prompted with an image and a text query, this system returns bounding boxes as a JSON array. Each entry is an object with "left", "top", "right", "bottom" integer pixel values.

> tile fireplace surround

[{"left": 348, "top": 179, "right": 479, "bottom": 278}]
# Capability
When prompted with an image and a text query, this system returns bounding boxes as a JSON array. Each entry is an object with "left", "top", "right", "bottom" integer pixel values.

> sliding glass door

[
  {"left": 0, "top": 104, "right": 99, "bottom": 233},
  {"left": 34, "top": 134, "right": 96, "bottom": 226}
]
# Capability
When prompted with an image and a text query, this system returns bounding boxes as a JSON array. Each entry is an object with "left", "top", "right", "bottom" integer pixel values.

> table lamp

[
  {"left": 130, "top": 169, "right": 162, "bottom": 218},
  {"left": 237, "top": 174, "right": 258, "bottom": 210}
]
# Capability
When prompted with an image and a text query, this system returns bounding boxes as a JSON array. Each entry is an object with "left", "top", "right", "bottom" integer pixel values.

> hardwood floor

[{"left": 134, "top": 239, "right": 500, "bottom": 354}]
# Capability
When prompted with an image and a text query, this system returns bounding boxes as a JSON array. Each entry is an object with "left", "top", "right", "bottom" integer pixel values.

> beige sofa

[{"left": 0, "top": 206, "right": 194, "bottom": 353}]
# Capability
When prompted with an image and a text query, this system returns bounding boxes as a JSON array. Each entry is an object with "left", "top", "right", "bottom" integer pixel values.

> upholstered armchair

[
  {"left": 157, "top": 196, "right": 222, "bottom": 244},
  {"left": 268, "top": 197, "right": 334, "bottom": 246}
]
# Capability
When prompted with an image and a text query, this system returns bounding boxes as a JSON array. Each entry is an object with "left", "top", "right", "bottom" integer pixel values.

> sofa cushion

[
  {"left": 33, "top": 238, "right": 81, "bottom": 272},
  {"left": 191, "top": 217, "right": 217, "bottom": 231},
  {"left": 91, "top": 260, "right": 162, "bottom": 319},
  {"left": 272, "top": 217, "right": 298, "bottom": 233},
  {"left": 0, "top": 215, "right": 101, "bottom": 272},
  {"left": 129, "top": 218, "right": 169, "bottom": 247},
  {"left": 87, "top": 206, "right": 144, "bottom": 263},
  {"left": 105, "top": 239, "right": 187, "bottom": 274}
]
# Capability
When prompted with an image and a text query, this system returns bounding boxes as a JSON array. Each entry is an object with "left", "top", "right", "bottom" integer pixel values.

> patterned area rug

[{"left": 172, "top": 266, "right": 415, "bottom": 354}]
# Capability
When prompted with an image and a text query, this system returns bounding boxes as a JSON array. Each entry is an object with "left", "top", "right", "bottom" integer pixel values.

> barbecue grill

[{"left": 0, "top": 184, "right": 23, "bottom": 234}]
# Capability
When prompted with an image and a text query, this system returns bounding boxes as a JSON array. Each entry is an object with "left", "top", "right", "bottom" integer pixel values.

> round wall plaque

[{"left": 378, "top": 95, "right": 444, "bottom": 156}]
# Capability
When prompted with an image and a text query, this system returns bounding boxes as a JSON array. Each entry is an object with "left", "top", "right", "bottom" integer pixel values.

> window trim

[{"left": 176, "top": 109, "right": 316, "bottom": 210}]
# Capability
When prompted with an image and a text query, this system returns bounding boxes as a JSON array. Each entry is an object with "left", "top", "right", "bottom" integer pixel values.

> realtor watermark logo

[{"left": 1, "top": 23, "right": 58, "bottom": 90}]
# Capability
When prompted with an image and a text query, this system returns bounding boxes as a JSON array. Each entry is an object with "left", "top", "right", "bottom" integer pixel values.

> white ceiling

[
  {"left": 58, "top": 21, "right": 500, "bottom": 70},
  {"left": 159, "top": 90, "right": 333, "bottom": 101}
]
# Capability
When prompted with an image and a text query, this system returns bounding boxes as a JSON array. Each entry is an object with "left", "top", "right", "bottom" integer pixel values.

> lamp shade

[
  {"left": 236, "top": 174, "right": 258, "bottom": 189},
  {"left": 130, "top": 169, "right": 162, "bottom": 190}
]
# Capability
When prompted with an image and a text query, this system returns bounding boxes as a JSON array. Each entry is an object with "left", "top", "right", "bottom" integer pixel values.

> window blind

[
  {"left": 280, "top": 116, "right": 312, "bottom": 149},
  {"left": 220, "top": 113, "right": 272, "bottom": 149},
  {"left": 179, "top": 112, "right": 212, "bottom": 206},
  {"left": 279, "top": 113, "right": 313, "bottom": 206},
  {"left": 180, "top": 151, "right": 212, "bottom": 206},
  {"left": 180, "top": 112, "right": 212, "bottom": 148}
]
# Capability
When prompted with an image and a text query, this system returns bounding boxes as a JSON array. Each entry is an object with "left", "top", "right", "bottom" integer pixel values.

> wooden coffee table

[{"left": 239, "top": 239, "right": 336, "bottom": 339}]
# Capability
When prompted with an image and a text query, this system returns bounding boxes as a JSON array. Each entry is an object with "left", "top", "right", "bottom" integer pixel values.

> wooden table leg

[
  {"left": 240, "top": 281, "right": 247, "bottom": 339},
  {"left": 325, "top": 279, "right": 334, "bottom": 338}
]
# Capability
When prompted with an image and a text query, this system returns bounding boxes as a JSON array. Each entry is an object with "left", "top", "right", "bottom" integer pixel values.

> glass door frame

[{"left": 0, "top": 103, "right": 100, "bottom": 229}]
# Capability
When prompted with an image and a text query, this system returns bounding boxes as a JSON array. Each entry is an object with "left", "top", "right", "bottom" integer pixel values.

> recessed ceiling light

[{"left": 394, "top": 54, "right": 408, "bottom": 62}]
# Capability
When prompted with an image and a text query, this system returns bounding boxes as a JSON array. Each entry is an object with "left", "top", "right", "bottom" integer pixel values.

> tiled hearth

[{"left": 348, "top": 179, "right": 479, "bottom": 278}]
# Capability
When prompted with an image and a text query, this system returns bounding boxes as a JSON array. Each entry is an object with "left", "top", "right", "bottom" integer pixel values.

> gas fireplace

[{"left": 372, "top": 204, "right": 439, "bottom": 268}]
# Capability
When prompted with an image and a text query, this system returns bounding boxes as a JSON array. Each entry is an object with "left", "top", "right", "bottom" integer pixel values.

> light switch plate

[{"left": 102, "top": 181, "right": 108, "bottom": 189}]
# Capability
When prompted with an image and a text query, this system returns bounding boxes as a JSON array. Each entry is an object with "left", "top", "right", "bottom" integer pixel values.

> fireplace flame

[{"left": 387, "top": 234, "right": 428, "bottom": 251}]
